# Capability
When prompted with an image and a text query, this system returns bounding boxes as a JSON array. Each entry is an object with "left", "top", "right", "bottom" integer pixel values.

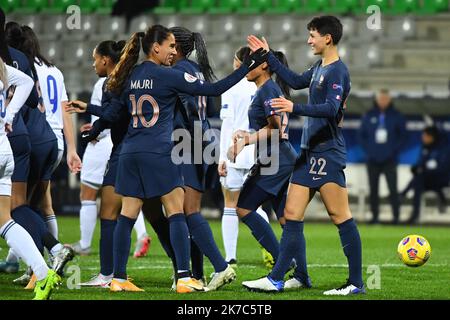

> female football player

[
  {"left": 23, "top": 26, "right": 81, "bottom": 241},
  {"left": 0, "top": 57, "right": 61, "bottom": 300},
  {"left": 1, "top": 22, "right": 74, "bottom": 286},
  {"left": 219, "top": 46, "right": 272, "bottom": 267},
  {"left": 169, "top": 26, "right": 236, "bottom": 290},
  {"left": 226, "top": 48, "right": 301, "bottom": 277},
  {"left": 244, "top": 16, "right": 364, "bottom": 295},
  {"left": 95, "top": 25, "right": 267, "bottom": 293}
]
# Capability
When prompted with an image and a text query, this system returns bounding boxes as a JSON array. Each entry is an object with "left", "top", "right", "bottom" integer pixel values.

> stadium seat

[
  {"left": 14, "top": 0, "right": 46, "bottom": 14},
  {"left": 129, "top": 15, "right": 155, "bottom": 32},
  {"left": 208, "top": 0, "right": 243, "bottom": 14},
  {"left": 183, "top": 15, "right": 210, "bottom": 34},
  {"left": 303, "top": 0, "right": 330, "bottom": 14},
  {"left": 90, "top": 15, "right": 126, "bottom": 40},
  {"left": 40, "top": 40, "right": 63, "bottom": 62},
  {"left": 0, "top": 0, "right": 20, "bottom": 13},
  {"left": 97, "top": 0, "right": 115, "bottom": 14},
  {"left": 237, "top": 0, "right": 272, "bottom": 14},
  {"left": 421, "top": 0, "right": 449, "bottom": 13},
  {"left": 238, "top": 16, "right": 268, "bottom": 38},
  {"left": 266, "top": 16, "right": 298, "bottom": 41},
  {"left": 207, "top": 41, "right": 233, "bottom": 69},
  {"left": 42, "top": 14, "right": 67, "bottom": 38},
  {"left": 363, "top": 0, "right": 389, "bottom": 14},
  {"left": 330, "top": 0, "right": 362, "bottom": 14},
  {"left": 156, "top": 14, "right": 179, "bottom": 29},
  {"left": 79, "top": 0, "right": 101, "bottom": 13},
  {"left": 62, "top": 40, "right": 88, "bottom": 66},
  {"left": 153, "top": 0, "right": 178, "bottom": 15},
  {"left": 386, "top": 17, "right": 416, "bottom": 41},
  {"left": 266, "top": 0, "right": 301, "bottom": 14},
  {"left": 179, "top": 0, "right": 214, "bottom": 14},
  {"left": 41, "top": 0, "right": 78, "bottom": 14},
  {"left": 207, "top": 15, "right": 238, "bottom": 41},
  {"left": 390, "top": 0, "right": 420, "bottom": 14}
]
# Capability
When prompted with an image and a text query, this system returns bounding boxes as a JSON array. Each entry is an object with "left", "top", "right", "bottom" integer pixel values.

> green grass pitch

[{"left": 0, "top": 217, "right": 449, "bottom": 300}]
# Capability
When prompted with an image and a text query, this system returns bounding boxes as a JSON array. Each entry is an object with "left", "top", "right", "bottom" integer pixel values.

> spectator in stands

[
  {"left": 358, "top": 89, "right": 406, "bottom": 224},
  {"left": 400, "top": 126, "right": 450, "bottom": 224}
]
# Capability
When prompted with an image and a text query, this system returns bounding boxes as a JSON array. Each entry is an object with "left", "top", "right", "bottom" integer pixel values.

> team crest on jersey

[{"left": 184, "top": 73, "right": 198, "bottom": 83}]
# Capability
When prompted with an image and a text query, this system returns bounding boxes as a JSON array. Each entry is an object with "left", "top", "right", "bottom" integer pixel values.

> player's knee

[{"left": 283, "top": 206, "right": 299, "bottom": 221}]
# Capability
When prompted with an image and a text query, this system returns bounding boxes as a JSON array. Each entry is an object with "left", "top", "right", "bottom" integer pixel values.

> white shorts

[
  {"left": 0, "top": 154, "right": 15, "bottom": 196},
  {"left": 80, "top": 135, "right": 113, "bottom": 190},
  {"left": 51, "top": 130, "right": 65, "bottom": 174},
  {"left": 220, "top": 166, "right": 250, "bottom": 191}
]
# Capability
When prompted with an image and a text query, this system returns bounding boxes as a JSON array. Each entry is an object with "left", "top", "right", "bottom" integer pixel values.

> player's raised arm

[
  {"left": 171, "top": 48, "right": 269, "bottom": 97},
  {"left": 248, "top": 35, "right": 314, "bottom": 90},
  {"left": 271, "top": 69, "right": 345, "bottom": 118}
]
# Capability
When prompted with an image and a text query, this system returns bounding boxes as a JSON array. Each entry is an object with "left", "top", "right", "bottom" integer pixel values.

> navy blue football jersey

[
  {"left": 113, "top": 60, "right": 247, "bottom": 155},
  {"left": 267, "top": 53, "right": 350, "bottom": 154},
  {"left": 248, "top": 78, "right": 296, "bottom": 166}
]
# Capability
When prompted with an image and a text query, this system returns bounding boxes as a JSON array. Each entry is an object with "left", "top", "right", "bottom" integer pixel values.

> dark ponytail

[
  {"left": 4, "top": 22, "right": 23, "bottom": 50},
  {"left": 96, "top": 40, "right": 126, "bottom": 64},
  {"left": 235, "top": 46, "right": 251, "bottom": 64},
  {"left": 108, "top": 25, "right": 172, "bottom": 94},
  {"left": 107, "top": 32, "right": 143, "bottom": 94},
  {"left": 15, "top": 25, "right": 54, "bottom": 67},
  {"left": 170, "top": 26, "right": 216, "bottom": 82},
  {"left": 270, "top": 50, "right": 291, "bottom": 100}
]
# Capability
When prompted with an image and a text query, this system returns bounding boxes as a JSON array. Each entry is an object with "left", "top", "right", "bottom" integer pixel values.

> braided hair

[{"left": 170, "top": 27, "right": 216, "bottom": 83}]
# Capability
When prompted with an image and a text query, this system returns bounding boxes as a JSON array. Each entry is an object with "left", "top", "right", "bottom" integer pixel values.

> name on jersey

[{"left": 130, "top": 79, "right": 153, "bottom": 90}]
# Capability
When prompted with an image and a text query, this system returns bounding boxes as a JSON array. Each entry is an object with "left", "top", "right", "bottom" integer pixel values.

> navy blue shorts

[
  {"left": 237, "top": 173, "right": 288, "bottom": 220},
  {"left": 291, "top": 149, "right": 346, "bottom": 189},
  {"left": 8, "top": 135, "right": 31, "bottom": 182},
  {"left": 181, "top": 162, "right": 210, "bottom": 193},
  {"left": 28, "top": 140, "right": 58, "bottom": 182},
  {"left": 245, "top": 161, "right": 294, "bottom": 197},
  {"left": 102, "top": 149, "right": 119, "bottom": 187},
  {"left": 115, "top": 152, "right": 184, "bottom": 199}
]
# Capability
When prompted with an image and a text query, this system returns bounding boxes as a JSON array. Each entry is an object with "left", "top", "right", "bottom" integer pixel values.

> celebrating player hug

[{"left": 1, "top": 1, "right": 448, "bottom": 305}]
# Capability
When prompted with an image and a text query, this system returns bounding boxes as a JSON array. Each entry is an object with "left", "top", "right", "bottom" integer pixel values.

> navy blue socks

[
  {"left": 187, "top": 212, "right": 227, "bottom": 273},
  {"left": 337, "top": 218, "right": 363, "bottom": 288},
  {"left": 113, "top": 215, "right": 136, "bottom": 279},
  {"left": 242, "top": 210, "right": 279, "bottom": 261},
  {"left": 100, "top": 219, "right": 117, "bottom": 276}
]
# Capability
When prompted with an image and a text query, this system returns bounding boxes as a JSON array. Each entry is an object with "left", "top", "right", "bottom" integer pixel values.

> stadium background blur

[{"left": 2, "top": 0, "right": 449, "bottom": 224}]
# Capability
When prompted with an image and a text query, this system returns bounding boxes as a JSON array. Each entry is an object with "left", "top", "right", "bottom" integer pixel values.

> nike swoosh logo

[
  {"left": 40, "top": 277, "right": 49, "bottom": 290},
  {"left": 82, "top": 134, "right": 89, "bottom": 138},
  {"left": 312, "top": 177, "right": 322, "bottom": 181},
  {"left": 248, "top": 60, "right": 256, "bottom": 69}
]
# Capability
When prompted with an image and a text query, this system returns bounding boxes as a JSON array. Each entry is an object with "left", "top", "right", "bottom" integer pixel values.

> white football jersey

[
  {"left": 1, "top": 65, "right": 34, "bottom": 154},
  {"left": 89, "top": 78, "right": 110, "bottom": 138},
  {"left": 220, "top": 77, "right": 257, "bottom": 169},
  {"left": 34, "top": 62, "right": 68, "bottom": 131}
]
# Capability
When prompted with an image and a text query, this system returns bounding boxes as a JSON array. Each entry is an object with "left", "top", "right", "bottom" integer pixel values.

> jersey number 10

[{"left": 130, "top": 94, "right": 160, "bottom": 128}]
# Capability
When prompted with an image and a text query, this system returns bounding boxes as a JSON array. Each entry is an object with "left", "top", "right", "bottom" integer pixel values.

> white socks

[
  {"left": 79, "top": 200, "right": 97, "bottom": 249},
  {"left": 45, "top": 215, "right": 59, "bottom": 240},
  {"left": 0, "top": 220, "right": 49, "bottom": 281},
  {"left": 134, "top": 211, "right": 147, "bottom": 240},
  {"left": 221, "top": 207, "right": 239, "bottom": 262},
  {"left": 6, "top": 248, "right": 19, "bottom": 263}
]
